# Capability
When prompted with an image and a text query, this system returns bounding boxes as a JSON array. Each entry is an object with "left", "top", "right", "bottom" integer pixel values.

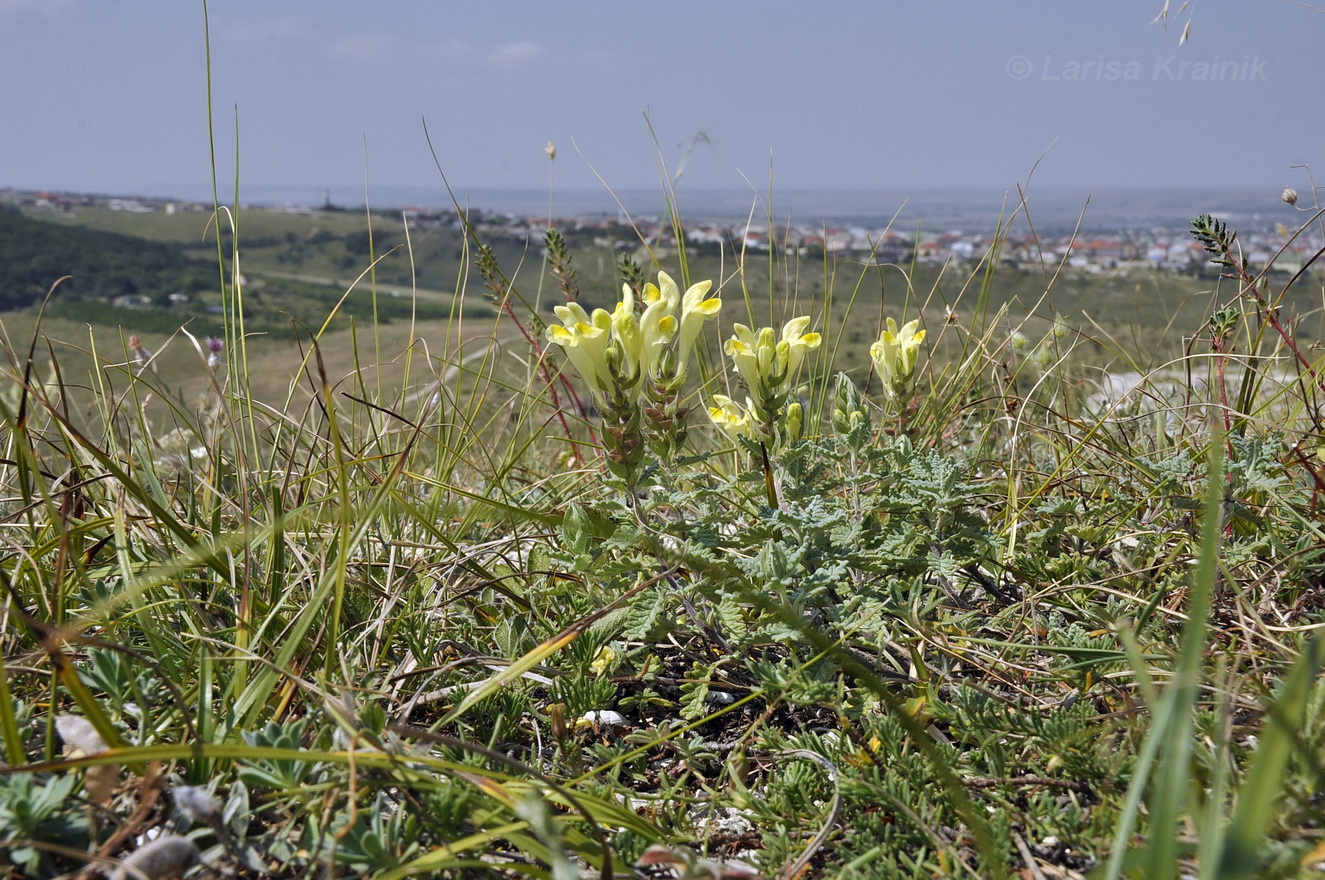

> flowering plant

[
  {"left": 711, "top": 316, "right": 820, "bottom": 448},
  {"left": 546, "top": 271, "right": 720, "bottom": 477},
  {"left": 869, "top": 317, "right": 926, "bottom": 409}
]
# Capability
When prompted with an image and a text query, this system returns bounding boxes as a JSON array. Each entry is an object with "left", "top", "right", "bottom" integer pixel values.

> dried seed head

[
  {"left": 55, "top": 715, "right": 107, "bottom": 756},
  {"left": 173, "top": 785, "right": 223, "bottom": 824},
  {"left": 111, "top": 835, "right": 199, "bottom": 880},
  {"left": 1283, "top": 186, "right": 1300, "bottom": 205},
  {"left": 545, "top": 140, "right": 557, "bottom": 161},
  {"left": 56, "top": 715, "right": 119, "bottom": 800}
]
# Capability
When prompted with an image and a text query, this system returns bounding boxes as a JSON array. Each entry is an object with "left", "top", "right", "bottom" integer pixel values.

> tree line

[{"left": 0, "top": 205, "right": 212, "bottom": 311}]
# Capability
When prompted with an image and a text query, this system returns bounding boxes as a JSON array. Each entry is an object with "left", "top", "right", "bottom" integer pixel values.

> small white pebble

[{"left": 577, "top": 710, "right": 626, "bottom": 728}]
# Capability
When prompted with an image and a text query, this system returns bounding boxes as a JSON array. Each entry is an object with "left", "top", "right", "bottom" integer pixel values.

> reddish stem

[{"left": 492, "top": 289, "right": 587, "bottom": 465}]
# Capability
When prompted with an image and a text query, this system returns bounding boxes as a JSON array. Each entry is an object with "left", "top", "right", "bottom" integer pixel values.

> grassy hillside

[
  {"left": 6, "top": 205, "right": 482, "bottom": 355},
  {"left": 0, "top": 204, "right": 213, "bottom": 311},
  {"left": 23, "top": 197, "right": 1316, "bottom": 403}
]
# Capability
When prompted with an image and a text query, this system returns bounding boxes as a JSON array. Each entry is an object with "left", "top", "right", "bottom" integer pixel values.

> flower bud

[
  {"left": 784, "top": 400, "right": 803, "bottom": 441},
  {"left": 549, "top": 703, "right": 568, "bottom": 740},
  {"left": 832, "top": 373, "right": 868, "bottom": 438}
]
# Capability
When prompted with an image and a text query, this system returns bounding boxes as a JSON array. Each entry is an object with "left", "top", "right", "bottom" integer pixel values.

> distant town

[{"left": 5, "top": 186, "right": 1319, "bottom": 277}]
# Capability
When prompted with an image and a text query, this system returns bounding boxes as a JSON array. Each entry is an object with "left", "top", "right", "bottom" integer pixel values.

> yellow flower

[
  {"left": 723, "top": 324, "right": 766, "bottom": 401},
  {"left": 548, "top": 305, "right": 614, "bottom": 395},
  {"left": 777, "top": 315, "right": 821, "bottom": 383},
  {"left": 553, "top": 302, "right": 593, "bottom": 328},
  {"left": 590, "top": 646, "right": 616, "bottom": 676},
  {"left": 755, "top": 326, "right": 778, "bottom": 384},
  {"left": 725, "top": 317, "right": 820, "bottom": 401},
  {"left": 638, "top": 298, "right": 678, "bottom": 381},
  {"left": 869, "top": 317, "right": 926, "bottom": 402},
  {"left": 610, "top": 283, "right": 636, "bottom": 327},
  {"left": 784, "top": 400, "right": 804, "bottom": 441},
  {"left": 707, "top": 393, "right": 753, "bottom": 441},
  {"left": 610, "top": 290, "right": 643, "bottom": 385},
  {"left": 643, "top": 272, "right": 681, "bottom": 311},
  {"left": 677, "top": 278, "right": 721, "bottom": 365}
]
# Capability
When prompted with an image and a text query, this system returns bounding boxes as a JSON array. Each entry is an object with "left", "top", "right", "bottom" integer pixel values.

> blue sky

[{"left": 2, "top": 1, "right": 1321, "bottom": 201}]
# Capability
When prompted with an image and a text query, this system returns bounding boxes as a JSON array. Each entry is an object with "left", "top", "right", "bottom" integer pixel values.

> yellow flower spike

[
  {"left": 677, "top": 279, "right": 720, "bottom": 366},
  {"left": 869, "top": 317, "right": 927, "bottom": 402},
  {"left": 869, "top": 318, "right": 903, "bottom": 393}
]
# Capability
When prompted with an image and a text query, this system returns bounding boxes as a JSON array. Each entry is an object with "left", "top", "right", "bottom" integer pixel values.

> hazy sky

[{"left": 3, "top": 1, "right": 1321, "bottom": 201}]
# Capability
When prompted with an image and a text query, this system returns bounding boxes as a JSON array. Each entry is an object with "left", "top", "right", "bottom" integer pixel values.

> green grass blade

[
  {"left": 0, "top": 650, "right": 27, "bottom": 765},
  {"left": 1103, "top": 431, "right": 1224, "bottom": 879},
  {"left": 1212, "top": 632, "right": 1325, "bottom": 878}
]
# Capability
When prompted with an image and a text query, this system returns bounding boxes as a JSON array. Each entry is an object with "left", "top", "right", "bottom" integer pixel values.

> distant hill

[{"left": 0, "top": 205, "right": 212, "bottom": 312}]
